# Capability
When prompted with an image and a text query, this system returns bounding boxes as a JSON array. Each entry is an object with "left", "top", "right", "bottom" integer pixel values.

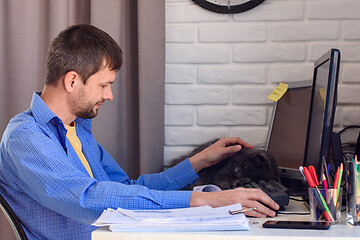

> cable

[
  {"left": 338, "top": 126, "right": 360, "bottom": 163},
  {"left": 342, "top": 143, "right": 356, "bottom": 148},
  {"left": 338, "top": 125, "right": 360, "bottom": 135}
]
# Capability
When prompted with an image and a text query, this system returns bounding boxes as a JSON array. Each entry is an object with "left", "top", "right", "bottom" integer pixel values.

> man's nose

[{"left": 104, "top": 86, "right": 113, "bottom": 101}]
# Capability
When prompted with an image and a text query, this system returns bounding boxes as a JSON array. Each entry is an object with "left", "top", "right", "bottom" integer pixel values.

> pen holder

[
  {"left": 346, "top": 160, "right": 360, "bottom": 225},
  {"left": 309, "top": 187, "right": 342, "bottom": 224}
]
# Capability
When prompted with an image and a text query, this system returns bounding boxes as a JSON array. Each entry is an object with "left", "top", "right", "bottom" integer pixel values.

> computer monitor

[
  {"left": 303, "top": 49, "right": 341, "bottom": 180},
  {"left": 266, "top": 81, "right": 312, "bottom": 182},
  {"left": 266, "top": 49, "right": 341, "bottom": 190}
]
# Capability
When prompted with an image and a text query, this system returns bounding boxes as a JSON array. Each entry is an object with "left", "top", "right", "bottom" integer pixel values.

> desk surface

[{"left": 92, "top": 199, "right": 360, "bottom": 240}]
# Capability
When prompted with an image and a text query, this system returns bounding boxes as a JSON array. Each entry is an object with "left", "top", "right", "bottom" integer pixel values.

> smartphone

[{"left": 263, "top": 220, "right": 330, "bottom": 230}]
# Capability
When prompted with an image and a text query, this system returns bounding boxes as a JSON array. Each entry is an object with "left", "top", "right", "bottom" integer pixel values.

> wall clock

[{"left": 192, "top": 0, "right": 266, "bottom": 14}]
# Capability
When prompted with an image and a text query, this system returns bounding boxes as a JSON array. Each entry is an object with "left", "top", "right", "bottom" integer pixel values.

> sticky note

[
  {"left": 319, "top": 88, "right": 326, "bottom": 108},
  {"left": 267, "top": 83, "right": 288, "bottom": 102}
]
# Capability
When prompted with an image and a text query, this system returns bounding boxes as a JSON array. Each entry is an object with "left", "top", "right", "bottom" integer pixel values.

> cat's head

[{"left": 232, "top": 148, "right": 280, "bottom": 182}]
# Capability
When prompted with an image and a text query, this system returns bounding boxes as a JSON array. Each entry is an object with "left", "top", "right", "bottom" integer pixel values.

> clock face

[{"left": 192, "top": 0, "right": 266, "bottom": 14}]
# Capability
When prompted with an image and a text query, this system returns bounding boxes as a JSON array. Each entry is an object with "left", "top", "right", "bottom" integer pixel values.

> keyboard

[{"left": 240, "top": 180, "right": 290, "bottom": 208}]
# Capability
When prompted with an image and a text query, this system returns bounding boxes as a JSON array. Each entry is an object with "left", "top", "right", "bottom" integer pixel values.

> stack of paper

[{"left": 93, "top": 204, "right": 250, "bottom": 232}]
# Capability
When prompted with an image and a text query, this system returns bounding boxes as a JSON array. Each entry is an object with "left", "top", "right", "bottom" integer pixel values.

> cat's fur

[{"left": 171, "top": 139, "right": 280, "bottom": 190}]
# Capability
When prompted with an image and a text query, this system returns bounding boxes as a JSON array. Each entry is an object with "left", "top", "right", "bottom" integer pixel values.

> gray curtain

[{"left": 0, "top": 0, "right": 165, "bottom": 238}]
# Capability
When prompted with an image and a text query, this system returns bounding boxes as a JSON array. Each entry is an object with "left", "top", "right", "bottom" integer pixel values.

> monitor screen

[
  {"left": 303, "top": 49, "right": 341, "bottom": 180},
  {"left": 266, "top": 81, "right": 312, "bottom": 181}
]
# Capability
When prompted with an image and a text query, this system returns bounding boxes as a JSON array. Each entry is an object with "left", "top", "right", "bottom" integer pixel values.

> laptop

[{"left": 265, "top": 80, "right": 313, "bottom": 182}]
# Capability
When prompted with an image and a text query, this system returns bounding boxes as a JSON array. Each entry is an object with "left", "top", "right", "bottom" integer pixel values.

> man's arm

[
  {"left": 3, "top": 127, "right": 193, "bottom": 224},
  {"left": 128, "top": 137, "right": 250, "bottom": 190},
  {"left": 96, "top": 143, "right": 199, "bottom": 190}
]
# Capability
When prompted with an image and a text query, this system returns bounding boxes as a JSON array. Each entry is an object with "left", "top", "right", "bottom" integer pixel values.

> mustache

[{"left": 96, "top": 100, "right": 105, "bottom": 105}]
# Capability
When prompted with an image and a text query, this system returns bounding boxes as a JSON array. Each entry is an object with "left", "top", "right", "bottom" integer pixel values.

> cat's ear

[{"left": 254, "top": 154, "right": 271, "bottom": 169}]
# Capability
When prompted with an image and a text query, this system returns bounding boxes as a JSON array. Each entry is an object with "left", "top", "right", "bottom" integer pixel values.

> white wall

[{"left": 164, "top": 0, "right": 360, "bottom": 166}]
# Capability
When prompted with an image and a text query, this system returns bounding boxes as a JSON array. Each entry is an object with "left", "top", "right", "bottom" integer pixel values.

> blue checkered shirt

[{"left": 0, "top": 92, "right": 198, "bottom": 240}]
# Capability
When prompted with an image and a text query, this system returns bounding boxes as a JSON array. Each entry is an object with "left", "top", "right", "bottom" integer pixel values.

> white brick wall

[{"left": 164, "top": 0, "right": 360, "bottom": 166}]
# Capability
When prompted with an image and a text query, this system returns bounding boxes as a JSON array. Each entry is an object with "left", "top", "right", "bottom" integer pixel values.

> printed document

[{"left": 93, "top": 203, "right": 250, "bottom": 232}]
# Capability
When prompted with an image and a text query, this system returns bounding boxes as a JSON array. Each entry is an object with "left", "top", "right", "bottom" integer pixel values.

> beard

[
  {"left": 75, "top": 99, "right": 105, "bottom": 119},
  {"left": 75, "top": 105, "right": 99, "bottom": 119},
  {"left": 73, "top": 89, "right": 104, "bottom": 119}
]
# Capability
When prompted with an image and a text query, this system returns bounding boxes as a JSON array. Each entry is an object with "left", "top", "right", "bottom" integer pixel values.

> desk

[{"left": 92, "top": 199, "right": 360, "bottom": 240}]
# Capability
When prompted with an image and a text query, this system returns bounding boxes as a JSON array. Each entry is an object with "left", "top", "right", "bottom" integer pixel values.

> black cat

[{"left": 171, "top": 139, "right": 280, "bottom": 190}]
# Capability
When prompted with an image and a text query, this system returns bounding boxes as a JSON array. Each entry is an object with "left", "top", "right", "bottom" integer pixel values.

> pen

[
  {"left": 309, "top": 165, "right": 319, "bottom": 186},
  {"left": 314, "top": 185, "right": 334, "bottom": 221},
  {"left": 303, "top": 166, "right": 315, "bottom": 188},
  {"left": 323, "top": 173, "right": 328, "bottom": 201},
  {"left": 299, "top": 166, "right": 305, "bottom": 180},
  {"left": 303, "top": 166, "right": 334, "bottom": 221},
  {"left": 323, "top": 157, "right": 331, "bottom": 187},
  {"left": 229, "top": 207, "right": 258, "bottom": 215}
]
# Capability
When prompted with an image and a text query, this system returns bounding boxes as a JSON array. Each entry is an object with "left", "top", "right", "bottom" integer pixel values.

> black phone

[{"left": 263, "top": 220, "right": 330, "bottom": 230}]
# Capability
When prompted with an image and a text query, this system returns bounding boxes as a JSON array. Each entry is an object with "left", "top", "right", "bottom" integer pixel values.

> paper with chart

[{"left": 93, "top": 203, "right": 250, "bottom": 232}]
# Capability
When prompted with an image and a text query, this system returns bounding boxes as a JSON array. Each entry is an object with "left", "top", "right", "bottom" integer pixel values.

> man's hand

[
  {"left": 189, "top": 137, "right": 253, "bottom": 173},
  {"left": 190, "top": 188, "right": 280, "bottom": 218}
]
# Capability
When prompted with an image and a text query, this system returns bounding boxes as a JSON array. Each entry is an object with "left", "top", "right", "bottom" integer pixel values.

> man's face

[{"left": 72, "top": 66, "right": 116, "bottom": 119}]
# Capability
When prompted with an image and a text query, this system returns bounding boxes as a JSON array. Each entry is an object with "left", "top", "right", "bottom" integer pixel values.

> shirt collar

[
  {"left": 31, "top": 92, "right": 59, "bottom": 125},
  {"left": 30, "top": 92, "right": 93, "bottom": 130},
  {"left": 74, "top": 117, "right": 92, "bottom": 131}
]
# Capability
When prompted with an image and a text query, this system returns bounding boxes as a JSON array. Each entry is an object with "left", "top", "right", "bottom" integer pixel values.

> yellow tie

[{"left": 64, "top": 124, "right": 94, "bottom": 178}]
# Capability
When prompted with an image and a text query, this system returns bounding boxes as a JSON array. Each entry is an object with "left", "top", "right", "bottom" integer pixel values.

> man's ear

[{"left": 63, "top": 71, "right": 81, "bottom": 93}]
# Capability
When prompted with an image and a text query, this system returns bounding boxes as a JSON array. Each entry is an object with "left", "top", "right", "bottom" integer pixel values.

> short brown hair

[{"left": 45, "top": 24, "right": 123, "bottom": 85}]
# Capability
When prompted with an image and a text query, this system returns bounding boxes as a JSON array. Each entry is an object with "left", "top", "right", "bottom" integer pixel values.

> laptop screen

[{"left": 266, "top": 81, "right": 312, "bottom": 181}]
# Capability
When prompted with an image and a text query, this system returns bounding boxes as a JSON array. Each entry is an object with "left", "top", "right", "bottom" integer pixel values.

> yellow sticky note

[
  {"left": 267, "top": 83, "right": 289, "bottom": 102},
  {"left": 319, "top": 88, "right": 326, "bottom": 108}
]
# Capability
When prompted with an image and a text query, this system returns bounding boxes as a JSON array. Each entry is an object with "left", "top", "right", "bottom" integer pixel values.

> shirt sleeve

[
  {"left": 97, "top": 143, "right": 199, "bottom": 190},
  {"left": 133, "top": 158, "right": 199, "bottom": 190},
  {"left": 4, "top": 126, "right": 194, "bottom": 224}
]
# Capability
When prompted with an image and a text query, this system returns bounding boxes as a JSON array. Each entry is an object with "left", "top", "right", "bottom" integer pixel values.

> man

[{"left": 0, "top": 24, "right": 278, "bottom": 240}]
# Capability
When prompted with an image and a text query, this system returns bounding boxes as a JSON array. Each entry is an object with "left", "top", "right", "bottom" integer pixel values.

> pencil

[
  {"left": 335, "top": 163, "right": 343, "bottom": 204},
  {"left": 333, "top": 166, "right": 340, "bottom": 203}
]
